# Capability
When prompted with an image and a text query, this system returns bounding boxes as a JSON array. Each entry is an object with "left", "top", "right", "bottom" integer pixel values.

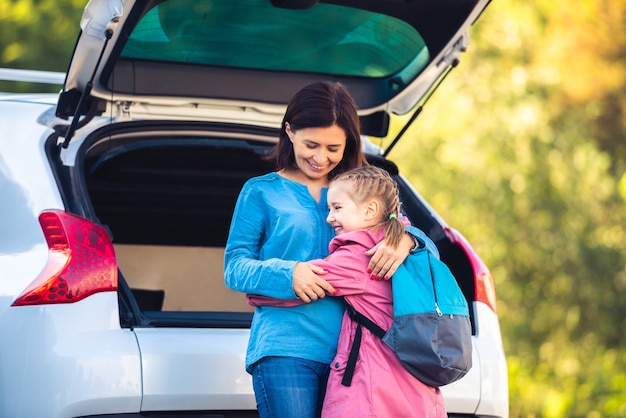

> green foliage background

[
  {"left": 2, "top": 0, "right": 625, "bottom": 416},
  {"left": 390, "top": 1, "right": 626, "bottom": 416}
]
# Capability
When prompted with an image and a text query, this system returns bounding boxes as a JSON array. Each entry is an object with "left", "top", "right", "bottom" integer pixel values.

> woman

[{"left": 224, "top": 81, "right": 416, "bottom": 418}]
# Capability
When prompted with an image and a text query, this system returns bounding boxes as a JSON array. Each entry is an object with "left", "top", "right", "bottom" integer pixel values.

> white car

[{"left": 0, "top": 0, "right": 508, "bottom": 417}]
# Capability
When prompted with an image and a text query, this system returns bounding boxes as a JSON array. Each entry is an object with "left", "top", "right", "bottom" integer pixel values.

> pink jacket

[{"left": 248, "top": 228, "right": 447, "bottom": 418}]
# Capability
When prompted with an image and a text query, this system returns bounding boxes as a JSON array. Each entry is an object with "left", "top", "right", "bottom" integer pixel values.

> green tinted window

[{"left": 121, "top": 0, "right": 429, "bottom": 78}]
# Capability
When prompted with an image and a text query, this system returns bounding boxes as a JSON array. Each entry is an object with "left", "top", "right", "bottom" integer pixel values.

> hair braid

[{"left": 332, "top": 166, "right": 405, "bottom": 248}]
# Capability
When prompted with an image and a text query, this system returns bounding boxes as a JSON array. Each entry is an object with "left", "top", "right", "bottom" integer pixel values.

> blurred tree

[
  {"left": 0, "top": 0, "right": 84, "bottom": 92},
  {"left": 388, "top": 0, "right": 626, "bottom": 416}
]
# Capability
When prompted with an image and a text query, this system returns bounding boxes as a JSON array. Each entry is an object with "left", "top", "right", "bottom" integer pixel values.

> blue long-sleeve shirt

[{"left": 224, "top": 172, "right": 344, "bottom": 371}]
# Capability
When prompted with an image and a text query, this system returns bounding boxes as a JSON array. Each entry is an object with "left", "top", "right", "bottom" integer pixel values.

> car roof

[{"left": 59, "top": 0, "right": 490, "bottom": 137}]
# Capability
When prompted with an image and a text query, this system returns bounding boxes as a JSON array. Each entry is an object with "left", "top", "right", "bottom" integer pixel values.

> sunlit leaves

[
  {"left": 388, "top": 0, "right": 626, "bottom": 416},
  {"left": 0, "top": 0, "right": 85, "bottom": 92}
]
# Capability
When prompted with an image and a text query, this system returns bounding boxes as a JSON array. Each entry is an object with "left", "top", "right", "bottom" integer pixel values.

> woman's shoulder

[
  {"left": 244, "top": 172, "right": 280, "bottom": 186},
  {"left": 240, "top": 172, "right": 284, "bottom": 192},
  {"left": 244, "top": 172, "right": 312, "bottom": 195}
]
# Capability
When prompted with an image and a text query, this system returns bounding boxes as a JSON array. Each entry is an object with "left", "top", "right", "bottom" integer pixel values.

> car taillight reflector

[
  {"left": 12, "top": 210, "right": 118, "bottom": 306},
  {"left": 444, "top": 227, "right": 497, "bottom": 313}
]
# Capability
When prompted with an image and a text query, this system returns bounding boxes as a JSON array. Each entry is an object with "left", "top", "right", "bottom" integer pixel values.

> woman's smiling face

[{"left": 286, "top": 123, "right": 346, "bottom": 181}]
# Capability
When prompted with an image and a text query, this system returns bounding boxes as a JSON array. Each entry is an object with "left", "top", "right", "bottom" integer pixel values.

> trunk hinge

[
  {"left": 119, "top": 101, "right": 132, "bottom": 119},
  {"left": 439, "top": 34, "right": 468, "bottom": 67},
  {"left": 383, "top": 32, "right": 468, "bottom": 157},
  {"left": 61, "top": 28, "right": 113, "bottom": 148}
]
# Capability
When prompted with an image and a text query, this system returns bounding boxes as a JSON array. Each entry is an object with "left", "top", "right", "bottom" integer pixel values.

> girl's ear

[{"left": 365, "top": 199, "right": 380, "bottom": 221}]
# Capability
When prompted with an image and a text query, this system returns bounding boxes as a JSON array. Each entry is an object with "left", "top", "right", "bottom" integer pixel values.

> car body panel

[
  {"left": 0, "top": 294, "right": 141, "bottom": 418},
  {"left": 0, "top": 98, "right": 61, "bottom": 314},
  {"left": 472, "top": 302, "right": 509, "bottom": 416},
  {"left": 134, "top": 328, "right": 255, "bottom": 411}
]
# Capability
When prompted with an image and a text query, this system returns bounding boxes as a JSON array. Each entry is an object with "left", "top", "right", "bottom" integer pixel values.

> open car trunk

[{"left": 72, "top": 122, "right": 476, "bottom": 330}]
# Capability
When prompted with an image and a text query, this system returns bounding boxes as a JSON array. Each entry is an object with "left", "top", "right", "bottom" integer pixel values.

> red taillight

[
  {"left": 444, "top": 227, "right": 497, "bottom": 313},
  {"left": 12, "top": 210, "right": 118, "bottom": 306}
]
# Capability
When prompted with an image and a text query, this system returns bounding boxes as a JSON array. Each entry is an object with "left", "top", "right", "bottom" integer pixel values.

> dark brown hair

[{"left": 265, "top": 81, "right": 368, "bottom": 178}]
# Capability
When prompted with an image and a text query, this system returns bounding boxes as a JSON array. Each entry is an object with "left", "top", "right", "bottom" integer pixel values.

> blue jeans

[{"left": 251, "top": 356, "right": 330, "bottom": 418}]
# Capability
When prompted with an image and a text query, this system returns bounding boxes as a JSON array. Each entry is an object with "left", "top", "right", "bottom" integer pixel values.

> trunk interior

[{"left": 72, "top": 123, "right": 475, "bottom": 329}]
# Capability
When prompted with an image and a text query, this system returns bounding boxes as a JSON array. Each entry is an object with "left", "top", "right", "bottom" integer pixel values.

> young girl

[{"left": 248, "top": 165, "right": 447, "bottom": 417}]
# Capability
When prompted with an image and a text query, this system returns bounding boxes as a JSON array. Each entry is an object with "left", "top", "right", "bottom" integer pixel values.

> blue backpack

[{"left": 341, "top": 236, "right": 473, "bottom": 388}]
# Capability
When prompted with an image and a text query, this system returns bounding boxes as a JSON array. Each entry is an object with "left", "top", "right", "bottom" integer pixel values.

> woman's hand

[
  {"left": 364, "top": 233, "right": 415, "bottom": 280},
  {"left": 292, "top": 262, "right": 336, "bottom": 302}
]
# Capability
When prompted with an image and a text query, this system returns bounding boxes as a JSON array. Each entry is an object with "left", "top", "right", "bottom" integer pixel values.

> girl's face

[
  {"left": 286, "top": 123, "right": 346, "bottom": 181},
  {"left": 326, "top": 182, "right": 378, "bottom": 235}
]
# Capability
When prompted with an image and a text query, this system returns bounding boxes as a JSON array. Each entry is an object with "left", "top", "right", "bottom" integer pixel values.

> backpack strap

[{"left": 341, "top": 299, "right": 386, "bottom": 386}]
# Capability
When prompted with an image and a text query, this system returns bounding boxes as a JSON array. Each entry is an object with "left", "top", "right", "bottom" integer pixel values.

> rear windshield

[{"left": 121, "top": 0, "right": 429, "bottom": 79}]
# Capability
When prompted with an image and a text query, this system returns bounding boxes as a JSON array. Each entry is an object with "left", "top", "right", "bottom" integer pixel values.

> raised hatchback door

[{"left": 58, "top": 0, "right": 491, "bottom": 140}]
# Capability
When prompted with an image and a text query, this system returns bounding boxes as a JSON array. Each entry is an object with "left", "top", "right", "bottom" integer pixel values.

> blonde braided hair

[{"left": 331, "top": 165, "right": 405, "bottom": 248}]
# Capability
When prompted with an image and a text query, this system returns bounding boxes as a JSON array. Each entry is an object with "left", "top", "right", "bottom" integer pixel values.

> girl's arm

[
  {"left": 249, "top": 234, "right": 373, "bottom": 307},
  {"left": 366, "top": 219, "right": 439, "bottom": 280}
]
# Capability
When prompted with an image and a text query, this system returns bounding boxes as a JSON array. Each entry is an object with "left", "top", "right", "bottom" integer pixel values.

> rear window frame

[{"left": 121, "top": 0, "right": 430, "bottom": 80}]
